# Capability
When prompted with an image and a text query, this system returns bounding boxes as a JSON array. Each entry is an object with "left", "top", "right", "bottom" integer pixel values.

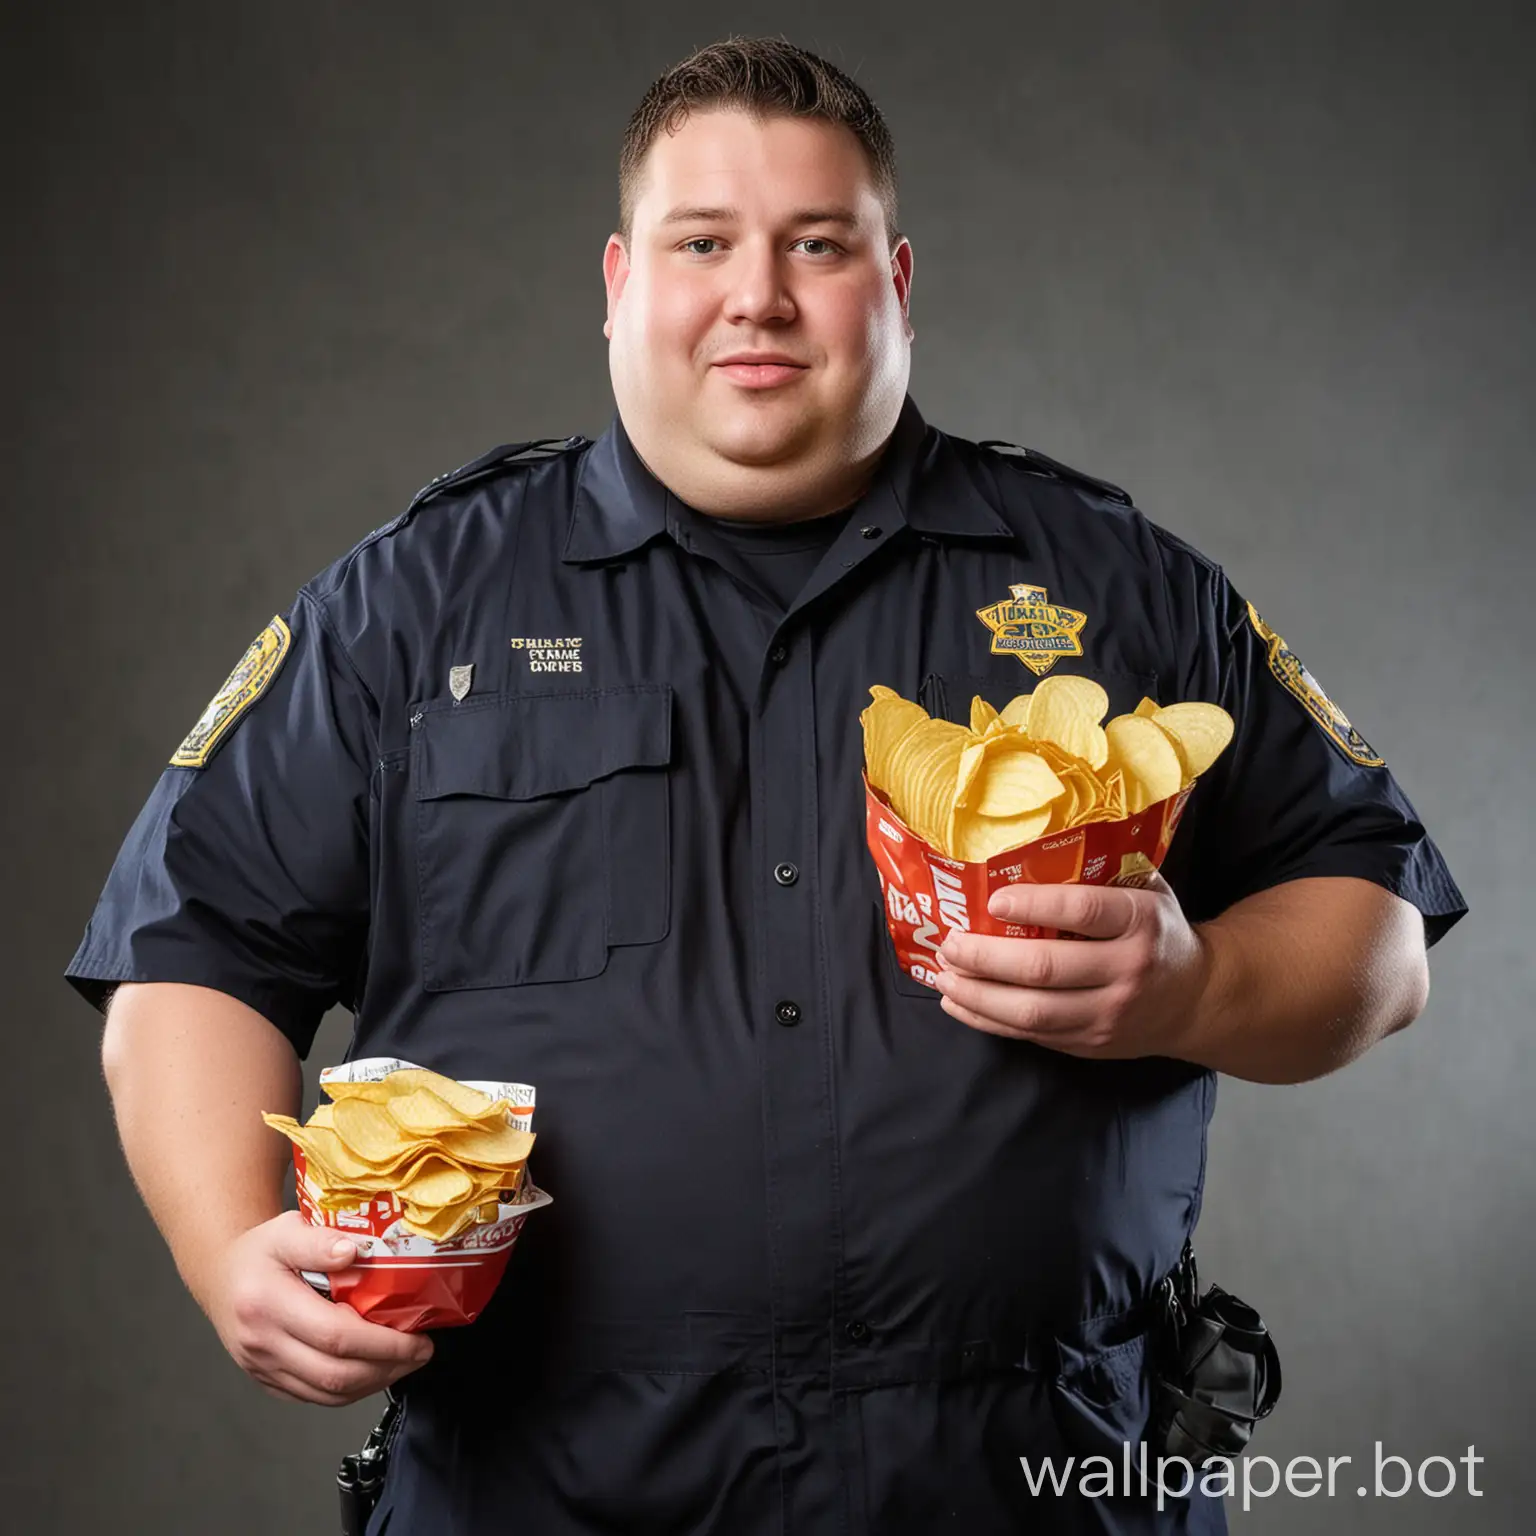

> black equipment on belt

[
  {"left": 338, "top": 1385, "right": 403, "bottom": 1535},
  {"left": 1147, "top": 1241, "right": 1282, "bottom": 1465}
]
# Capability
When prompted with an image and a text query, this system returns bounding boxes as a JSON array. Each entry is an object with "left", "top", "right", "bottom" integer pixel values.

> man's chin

[{"left": 698, "top": 410, "right": 820, "bottom": 470}]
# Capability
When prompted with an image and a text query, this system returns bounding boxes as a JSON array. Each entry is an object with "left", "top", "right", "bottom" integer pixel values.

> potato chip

[
  {"left": 316, "top": 1078, "right": 397, "bottom": 1105},
  {"left": 1025, "top": 738, "right": 1085, "bottom": 773},
  {"left": 1104, "top": 716, "right": 1183, "bottom": 813},
  {"left": 964, "top": 746, "right": 1065, "bottom": 819},
  {"left": 1149, "top": 721, "right": 1190, "bottom": 783},
  {"left": 1062, "top": 765, "right": 1108, "bottom": 827},
  {"left": 1071, "top": 807, "right": 1124, "bottom": 826},
  {"left": 396, "top": 1155, "right": 476, "bottom": 1208},
  {"left": 323, "top": 1068, "right": 500, "bottom": 1121},
  {"left": 331, "top": 1097, "right": 421, "bottom": 1165},
  {"left": 1151, "top": 702, "right": 1234, "bottom": 781},
  {"left": 969, "top": 695, "right": 1001, "bottom": 735},
  {"left": 1049, "top": 770, "right": 1083, "bottom": 831},
  {"left": 1133, "top": 696, "right": 1161, "bottom": 719},
  {"left": 999, "top": 693, "right": 1033, "bottom": 730},
  {"left": 956, "top": 740, "right": 986, "bottom": 809},
  {"left": 1102, "top": 768, "right": 1127, "bottom": 820},
  {"left": 887, "top": 717, "right": 971, "bottom": 851},
  {"left": 309, "top": 1178, "right": 380, "bottom": 1205},
  {"left": 387, "top": 1087, "right": 485, "bottom": 1137},
  {"left": 260, "top": 1115, "right": 387, "bottom": 1182},
  {"left": 1025, "top": 675, "right": 1110, "bottom": 769},
  {"left": 860, "top": 687, "right": 930, "bottom": 796},
  {"left": 399, "top": 1200, "right": 476, "bottom": 1243},
  {"left": 436, "top": 1121, "right": 536, "bottom": 1166},
  {"left": 951, "top": 805, "right": 1053, "bottom": 862}
]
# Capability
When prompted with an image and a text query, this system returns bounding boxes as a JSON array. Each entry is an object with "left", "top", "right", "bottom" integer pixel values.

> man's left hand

[{"left": 931, "top": 874, "right": 1209, "bottom": 1060}]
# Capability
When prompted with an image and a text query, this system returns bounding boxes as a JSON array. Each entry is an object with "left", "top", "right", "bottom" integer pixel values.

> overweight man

[{"left": 68, "top": 35, "right": 1465, "bottom": 1536}]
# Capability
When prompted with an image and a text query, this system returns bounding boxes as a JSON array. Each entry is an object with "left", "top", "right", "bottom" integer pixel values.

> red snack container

[
  {"left": 292, "top": 1057, "right": 552, "bottom": 1332},
  {"left": 865, "top": 771, "right": 1193, "bottom": 991}
]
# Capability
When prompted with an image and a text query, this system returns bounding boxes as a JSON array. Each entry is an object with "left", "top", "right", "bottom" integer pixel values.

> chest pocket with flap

[{"left": 412, "top": 685, "right": 672, "bottom": 990}]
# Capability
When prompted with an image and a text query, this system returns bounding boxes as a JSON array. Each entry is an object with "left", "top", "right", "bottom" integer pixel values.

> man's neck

[{"left": 626, "top": 423, "right": 894, "bottom": 526}]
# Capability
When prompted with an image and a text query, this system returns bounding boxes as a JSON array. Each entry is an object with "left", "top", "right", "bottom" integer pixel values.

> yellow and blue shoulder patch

[
  {"left": 170, "top": 615, "right": 291, "bottom": 768},
  {"left": 1246, "top": 603, "right": 1384, "bottom": 767}
]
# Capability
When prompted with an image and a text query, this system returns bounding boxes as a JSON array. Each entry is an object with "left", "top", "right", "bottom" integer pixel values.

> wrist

[
  {"left": 1163, "top": 918, "right": 1241, "bottom": 1068},
  {"left": 179, "top": 1205, "right": 283, "bottom": 1316}
]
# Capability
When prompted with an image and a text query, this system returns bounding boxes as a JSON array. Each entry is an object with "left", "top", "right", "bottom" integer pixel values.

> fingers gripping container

[
  {"left": 293, "top": 1057, "right": 552, "bottom": 1331},
  {"left": 865, "top": 772, "right": 1193, "bottom": 991}
]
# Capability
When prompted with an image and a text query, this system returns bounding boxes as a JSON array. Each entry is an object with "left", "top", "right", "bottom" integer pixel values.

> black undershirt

[{"left": 676, "top": 502, "right": 855, "bottom": 612}]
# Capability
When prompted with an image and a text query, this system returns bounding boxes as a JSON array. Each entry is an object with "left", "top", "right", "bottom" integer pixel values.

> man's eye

[
  {"left": 795, "top": 238, "right": 844, "bottom": 257},
  {"left": 681, "top": 238, "right": 720, "bottom": 255}
]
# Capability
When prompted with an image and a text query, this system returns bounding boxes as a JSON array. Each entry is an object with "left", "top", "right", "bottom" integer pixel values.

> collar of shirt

[{"left": 561, "top": 392, "right": 1013, "bottom": 565}]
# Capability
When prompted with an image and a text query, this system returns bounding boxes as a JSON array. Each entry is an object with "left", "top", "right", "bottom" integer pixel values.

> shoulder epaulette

[
  {"left": 329, "top": 436, "right": 591, "bottom": 579},
  {"left": 407, "top": 435, "right": 589, "bottom": 513},
  {"left": 978, "top": 439, "right": 1133, "bottom": 506}
]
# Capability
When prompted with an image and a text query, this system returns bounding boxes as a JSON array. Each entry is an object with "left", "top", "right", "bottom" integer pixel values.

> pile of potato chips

[
  {"left": 263, "top": 1067, "right": 535, "bottom": 1243},
  {"left": 861, "top": 675, "right": 1233, "bottom": 864}
]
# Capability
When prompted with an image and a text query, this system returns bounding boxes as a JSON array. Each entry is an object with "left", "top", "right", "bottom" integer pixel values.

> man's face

[{"left": 603, "top": 109, "right": 913, "bottom": 515}]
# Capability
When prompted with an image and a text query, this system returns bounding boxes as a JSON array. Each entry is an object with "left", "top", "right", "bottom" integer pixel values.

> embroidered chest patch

[{"left": 975, "top": 584, "right": 1088, "bottom": 677}]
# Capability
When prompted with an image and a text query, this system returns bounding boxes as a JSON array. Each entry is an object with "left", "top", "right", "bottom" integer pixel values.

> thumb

[
  {"left": 275, "top": 1212, "right": 362, "bottom": 1271},
  {"left": 312, "top": 1229, "right": 362, "bottom": 1269}
]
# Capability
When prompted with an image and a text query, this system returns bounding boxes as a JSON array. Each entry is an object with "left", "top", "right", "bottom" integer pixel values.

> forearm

[
  {"left": 101, "top": 981, "right": 302, "bottom": 1313},
  {"left": 1174, "top": 877, "right": 1430, "bottom": 1084}
]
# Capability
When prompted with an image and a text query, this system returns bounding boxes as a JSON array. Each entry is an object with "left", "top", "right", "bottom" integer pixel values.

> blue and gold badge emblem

[
  {"left": 975, "top": 583, "right": 1088, "bottom": 677},
  {"left": 170, "top": 615, "right": 292, "bottom": 768},
  {"left": 1247, "top": 603, "right": 1383, "bottom": 767}
]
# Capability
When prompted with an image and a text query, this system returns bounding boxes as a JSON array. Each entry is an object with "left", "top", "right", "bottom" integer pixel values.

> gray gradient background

[{"left": 5, "top": 1, "right": 1531, "bottom": 1532}]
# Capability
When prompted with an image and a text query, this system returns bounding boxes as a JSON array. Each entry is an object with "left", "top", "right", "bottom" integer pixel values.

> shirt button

[
  {"left": 860, "top": 525, "right": 883, "bottom": 539},
  {"left": 845, "top": 1319, "right": 870, "bottom": 1343},
  {"left": 774, "top": 861, "right": 799, "bottom": 886},
  {"left": 774, "top": 999, "right": 802, "bottom": 1027},
  {"left": 769, "top": 644, "right": 788, "bottom": 665}
]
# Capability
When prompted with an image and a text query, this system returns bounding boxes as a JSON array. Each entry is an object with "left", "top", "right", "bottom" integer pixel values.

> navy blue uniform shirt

[{"left": 67, "top": 395, "right": 1465, "bottom": 1535}]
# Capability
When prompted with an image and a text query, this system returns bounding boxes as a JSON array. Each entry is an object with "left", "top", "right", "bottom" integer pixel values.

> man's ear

[
  {"left": 603, "top": 235, "right": 630, "bottom": 340},
  {"left": 891, "top": 237, "right": 915, "bottom": 341}
]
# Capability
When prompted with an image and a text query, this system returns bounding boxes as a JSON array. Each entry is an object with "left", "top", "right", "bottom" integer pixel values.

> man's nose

[{"left": 723, "top": 242, "right": 797, "bottom": 325}]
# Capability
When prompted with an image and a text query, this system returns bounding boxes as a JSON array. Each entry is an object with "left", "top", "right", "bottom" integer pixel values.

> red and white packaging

[
  {"left": 865, "top": 772, "right": 1193, "bottom": 991},
  {"left": 292, "top": 1056, "right": 552, "bottom": 1332}
]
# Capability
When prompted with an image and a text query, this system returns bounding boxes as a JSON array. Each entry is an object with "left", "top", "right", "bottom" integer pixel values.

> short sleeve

[
  {"left": 1154, "top": 533, "right": 1467, "bottom": 947},
  {"left": 64, "top": 589, "right": 375, "bottom": 1058}
]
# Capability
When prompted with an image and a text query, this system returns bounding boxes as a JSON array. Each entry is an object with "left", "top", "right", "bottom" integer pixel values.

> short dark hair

[{"left": 617, "top": 35, "right": 900, "bottom": 246}]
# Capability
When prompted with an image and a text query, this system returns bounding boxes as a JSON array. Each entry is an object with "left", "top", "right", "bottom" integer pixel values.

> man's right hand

[{"left": 203, "top": 1211, "right": 435, "bottom": 1406}]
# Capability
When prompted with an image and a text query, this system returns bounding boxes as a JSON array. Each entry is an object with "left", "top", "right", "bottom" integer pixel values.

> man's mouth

[{"left": 713, "top": 356, "right": 809, "bottom": 389}]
